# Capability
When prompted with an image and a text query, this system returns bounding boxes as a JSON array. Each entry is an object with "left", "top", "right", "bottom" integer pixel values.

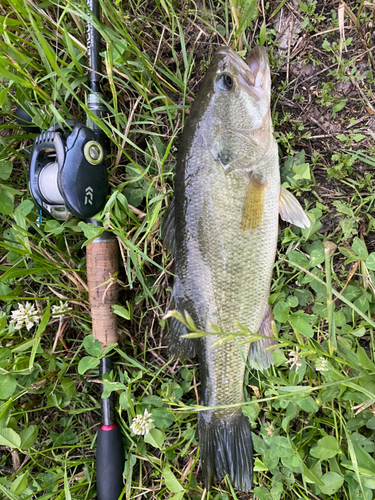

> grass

[{"left": 1, "top": 0, "right": 375, "bottom": 498}]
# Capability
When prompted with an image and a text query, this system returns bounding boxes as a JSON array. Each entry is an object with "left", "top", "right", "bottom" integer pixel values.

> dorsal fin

[{"left": 161, "top": 198, "right": 176, "bottom": 256}]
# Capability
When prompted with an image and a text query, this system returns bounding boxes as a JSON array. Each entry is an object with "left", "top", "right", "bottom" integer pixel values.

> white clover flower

[
  {"left": 10, "top": 302, "right": 40, "bottom": 331},
  {"left": 52, "top": 301, "right": 72, "bottom": 317},
  {"left": 264, "top": 422, "right": 275, "bottom": 438},
  {"left": 286, "top": 346, "right": 302, "bottom": 371},
  {"left": 130, "top": 410, "right": 154, "bottom": 435},
  {"left": 315, "top": 356, "right": 329, "bottom": 372}
]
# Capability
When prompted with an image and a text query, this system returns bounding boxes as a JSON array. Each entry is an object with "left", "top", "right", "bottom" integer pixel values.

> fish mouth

[{"left": 214, "top": 46, "right": 270, "bottom": 97}]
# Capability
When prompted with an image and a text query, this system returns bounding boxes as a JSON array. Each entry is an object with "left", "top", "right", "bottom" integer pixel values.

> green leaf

[
  {"left": 0, "top": 160, "right": 12, "bottom": 180},
  {"left": 253, "top": 486, "right": 272, "bottom": 500},
  {"left": 78, "top": 356, "right": 100, "bottom": 374},
  {"left": 142, "top": 395, "right": 164, "bottom": 407},
  {"left": 363, "top": 477, "right": 375, "bottom": 489},
  {"left": 289, "top": 313, "right": 314, "bottom": 337},
  {"left": 44, "top": 219, "right": 64, "bottom": 235},
  {"left": 0, "top": 312, "right": 6, "bottom": 334},
  {"left": 0, "top": 483, "right": 19, "bottom": 500},
  {"left": 288, "top": 250, "right": 310, "bottom": 268},
  {"left": 0, "top": 185, "right": 14, "bottom": 215},
  {"left": 243, "top": 403, "right": 260, "bottom": 422},
  {"left": 112, "top": 304, "right": 132, "bottom": 320},
  {"left": 163, "top": 465, "right": 184, "bottom": 493},
  {"left": 29, "top": 302, "right": 50, "bottom": 369},
  {"left": 352, "top": 237, "right": 368, "bottom": 260},
  {"left": 356, "top": 346, "right": 375, "bottom": 372},
  {"left": 271, "top": 481, "right": 283, "bottom": 500},
  {"left": 263, "top": 448, "right": 279, "bottom": 469},
  {"left": 310, "top": 436, "right": 340, "bottom": 460},
  {"left": 259, "top": 21, "right": 266, "bottom": 45},
  {"left": 352, "top": 442, "right": 375, "bottom": 475},
  {"left": 0, "top": 427, "right": 21, "bottom": 448},
  {"left": 253, "top": 458, "right": 268, "bottom": 472},
  {"left": 151, "top": 409, "right": 174, "bottom": 429},
  {"left": 61, "top": 378, "right": 76, "bottom": 398},
  {"left": 273, "top": 302, "right": 290, "bottom": 323},
  {"left": 50, "top": 428, "right": 78, "bottom": 446},
  {"left": 320, "top": 471, "right": 344, "bottom": 494},
  {"left": 10, "top": 472, "right": 28, "bottom": 495},
  {"left": 78, "top": 221, "right": 105, "bottom": 243},
  {"left": 0, "top": 399, "right": 12, "bottom": 433},
  {"left": 83, "top": 335, "right": 103, "bottom": 357},
  {"left": 0, "top": 374, "right": 16, "bottom": 400},
  {"left": 119, "top": 391, "right": 132, "bottom": 409},
  {"left": 281, "top": 452, "right": 303, "bottom": 472},
  {"left": 303, "top": 462, "right": 325, "bottom": 486},
  {"left": 270, "top": 436, "right": 295, "bottom": 457},
  {"left": 64, "top": 467, "right": 72, "bottom": 500},
  {"left": 353, "top": 134, "right": 365, "bottom": 142},
  {"left": 19, "top": 425, "right": 38, "bottom": 449},
  {"left": 296, "top": 396, "right": 319, "bottom": 413},
  {"left": 309, "top": 248, "right": 325, "bottom": 267},
  {"left": 171, "top": 493, "right": 184, "bottom": 500},
  {"left": 292, "top": 162, "right": 311, "bottom": 181},
  {"left": 144, "top": 427, "right": 164, "bottom": 449},
  {"left": 332, "top": 99, "right": 347, "bottom": 114},
  {"left": 366, "top": 253, "right": 375, "bottom": 270}
]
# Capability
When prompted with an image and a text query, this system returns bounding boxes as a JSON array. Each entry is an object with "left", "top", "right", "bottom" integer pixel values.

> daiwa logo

[{"left": 85, "top": 186, "right": 93, "bottom": 205}]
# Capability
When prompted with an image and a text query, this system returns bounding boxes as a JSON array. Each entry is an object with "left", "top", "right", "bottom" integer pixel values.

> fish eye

[
  {"left": 223, "top": 74, "right": 233, "bottom": 88},
  {"left": 217, "top": 73, "right": 234, "bottom": 91}
]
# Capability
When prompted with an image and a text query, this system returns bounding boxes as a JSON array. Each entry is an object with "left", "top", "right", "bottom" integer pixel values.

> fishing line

[{"left": 53, "top": 0, "right": 60, "bottom": 128}]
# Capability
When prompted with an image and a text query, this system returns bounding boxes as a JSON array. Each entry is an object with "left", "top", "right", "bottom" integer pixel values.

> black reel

[{"left": 29, "top": 120, "right": 108, "bottom": 220}]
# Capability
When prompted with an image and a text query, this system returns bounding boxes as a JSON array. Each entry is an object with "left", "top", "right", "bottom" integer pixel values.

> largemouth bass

[{"left": 162, "top": 46, "right": 310, "bottom": 491}]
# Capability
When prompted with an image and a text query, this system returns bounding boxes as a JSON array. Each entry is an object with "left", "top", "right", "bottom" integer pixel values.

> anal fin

[
  {"left": 279, "top": 186, "right": 310, "bottom": 229},
  {"left": 249, "top": 304, "right": 277, "bottom": 370},
  {"left": 164, "top": 288, "right": 196, "bottom": 359}
]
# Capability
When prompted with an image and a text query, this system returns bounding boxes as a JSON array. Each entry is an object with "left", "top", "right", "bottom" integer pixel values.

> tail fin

[{"left": 198, "top": 409, "right": 253, "bottom": 492}]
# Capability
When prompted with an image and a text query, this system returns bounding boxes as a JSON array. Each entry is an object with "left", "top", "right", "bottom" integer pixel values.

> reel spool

[{"left": 28, "top": 120, "right": 108, "bottom": 220}]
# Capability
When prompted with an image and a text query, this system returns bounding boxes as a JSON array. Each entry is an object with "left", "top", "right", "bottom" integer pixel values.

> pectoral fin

[
  {"left": 279, "top": 187, "right": 310, "bottom": 229},
  {"left": 241, "top": 174, "right": 267, "bottom": 231},
  {"left": 248, "top": 304, "right": 277, "bottom": 371}
]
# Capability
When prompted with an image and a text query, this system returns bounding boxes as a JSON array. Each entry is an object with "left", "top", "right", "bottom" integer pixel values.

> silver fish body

[{"left": 162, "top": 46, "right": 310, "bottom": 491}]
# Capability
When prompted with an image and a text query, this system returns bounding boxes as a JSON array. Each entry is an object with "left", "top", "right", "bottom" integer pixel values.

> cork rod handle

[{"left": 86, "top": 236, "right": 119, "bottom": 345}]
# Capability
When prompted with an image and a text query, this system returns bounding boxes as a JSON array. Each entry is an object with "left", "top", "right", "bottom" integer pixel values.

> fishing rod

[
  {"left": 17, "top": 0, "right": 125, "bottom": 498},
  {"left": 85, "top": 1, "right": 125, "bottom": 499}
]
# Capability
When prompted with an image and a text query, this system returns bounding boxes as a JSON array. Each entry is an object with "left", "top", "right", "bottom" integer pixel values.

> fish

[{"left": 161, "top": 46, "right": 310, "bottom": 492}]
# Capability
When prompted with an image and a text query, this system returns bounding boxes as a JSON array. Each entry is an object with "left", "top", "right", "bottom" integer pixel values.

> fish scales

[{"left": 162, "top": 45, "right": 310, "bottom": 492}]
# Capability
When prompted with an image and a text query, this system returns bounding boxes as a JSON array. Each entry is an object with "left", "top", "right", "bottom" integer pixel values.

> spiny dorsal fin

[
  {"left": 279, "top": 186, "right": 310, "bottom": 229},
  {"left": 241, "top": 173, "right": 267, "bottom": 231},
  {"left": 161, "top": 198, "right": 176, "bottom": 256}
]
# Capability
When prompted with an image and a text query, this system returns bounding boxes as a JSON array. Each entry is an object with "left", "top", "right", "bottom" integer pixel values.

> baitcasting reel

[{"left": 28, "top": 120, "right": 108, "bottom": 220}]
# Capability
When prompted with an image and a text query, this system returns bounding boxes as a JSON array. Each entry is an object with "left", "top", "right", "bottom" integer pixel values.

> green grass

[{"left": 1, "top": 0, "right": 375, "bottom": 499}]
